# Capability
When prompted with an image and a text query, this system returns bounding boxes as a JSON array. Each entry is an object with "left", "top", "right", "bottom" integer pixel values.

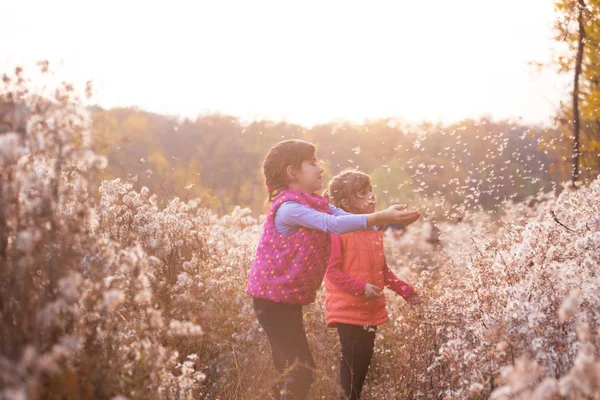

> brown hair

[
  {"left": 263, "top": 139, "right": 316, "bottom": 206},
  {"left": 324, "top": 169, "right": 372, "bottom": 212}
]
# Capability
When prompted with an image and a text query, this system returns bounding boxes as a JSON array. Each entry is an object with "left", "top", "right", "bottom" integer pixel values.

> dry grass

[{"left": 1, "top": 65, "right": 599, "bottom": 400}]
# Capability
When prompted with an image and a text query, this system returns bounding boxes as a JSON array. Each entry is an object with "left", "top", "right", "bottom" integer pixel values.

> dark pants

[
  {"left": 253, "top": 298, "right": 316, "bottom": 400},
  {"left": 337, "top": 323, "right": 377, "bottom": 400}
]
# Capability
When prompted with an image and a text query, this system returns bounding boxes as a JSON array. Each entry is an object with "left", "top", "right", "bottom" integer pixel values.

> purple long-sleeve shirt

[{"left": 274, "top": 202, "right": 368, "bottom": 236}]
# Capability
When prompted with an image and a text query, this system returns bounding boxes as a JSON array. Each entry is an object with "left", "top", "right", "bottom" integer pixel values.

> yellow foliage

[
  {"left": 148, "top": 148, "right": 170, "bottom": 176},
  {"left": 551, "top": 0, "right": 600, "bottom": 179},
  {"left": 122, "top": 113, "right": 149, "bottom": 142},
  {"left": 92, "top": 113, "right": 120, "bottom": 153}
]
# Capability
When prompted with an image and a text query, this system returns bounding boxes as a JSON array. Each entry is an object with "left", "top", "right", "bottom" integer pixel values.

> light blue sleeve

[
  {"left": 274, "top": 202, "right": 368, "bottom": 236},
  {"left": 328, "top": 204, "right": 350, "bottom": 216}
]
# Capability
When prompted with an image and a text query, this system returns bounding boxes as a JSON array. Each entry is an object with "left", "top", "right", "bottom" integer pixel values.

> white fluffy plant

[
  {"left": 0, "top": 64, "right": 206, "bottom": 400},
  {"left": 368, "top": 179, "right": 600, "bottom": 399},
  {"left": 2, "top": 62, "right": 600, "bottom": 400},
  {"left": 0, "top": 63, "right": 101, "bottom": 399},
  {"left": 414, "top": 180, "right": 600, "bottom": 398}
]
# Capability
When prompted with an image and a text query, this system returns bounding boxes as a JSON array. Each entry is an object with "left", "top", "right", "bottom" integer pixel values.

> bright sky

[{"left": 1, "top": 0, "right": 567, "bottom": 127}]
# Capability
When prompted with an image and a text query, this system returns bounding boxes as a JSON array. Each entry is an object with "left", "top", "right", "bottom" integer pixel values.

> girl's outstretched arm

[
  {"left": 328, "top": 204, "right": 351, "bottom": 216},
  {"left": 383, "top": 263, "right": 422, "bottom": 305},
  {"left": 382, "top": 262, "right": 414, "bottom": 298},
  {"left": 275, "top": 202, "right": 367, "bottom": 235},
  {"left": 275, "top": 202, "right": 420, "bottom": 236}
]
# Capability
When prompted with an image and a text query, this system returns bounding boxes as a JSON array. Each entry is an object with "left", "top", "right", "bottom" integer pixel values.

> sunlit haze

[{"left": 2, "top": 0, "right": 566, "bottom": 126}]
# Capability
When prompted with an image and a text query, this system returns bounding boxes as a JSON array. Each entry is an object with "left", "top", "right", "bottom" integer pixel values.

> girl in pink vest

[
  {"left": 246, "top": 140, "right": 420, "bottom": 400},
  {"left": 324, "top": 170, "right": 422, "bottom": 400}
]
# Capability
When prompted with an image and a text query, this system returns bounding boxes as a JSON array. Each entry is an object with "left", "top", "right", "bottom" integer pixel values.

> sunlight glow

[{"left": 1, "top": 0, "right": 566, "bottom": 126}]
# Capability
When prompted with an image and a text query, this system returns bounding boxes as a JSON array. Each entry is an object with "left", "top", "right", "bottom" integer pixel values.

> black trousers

[
  {"left": 253, "top": 298, "right": 316, "bottom": 400},
  {"left": 337, "top": 323, "right": 377, "bottom": 400}
]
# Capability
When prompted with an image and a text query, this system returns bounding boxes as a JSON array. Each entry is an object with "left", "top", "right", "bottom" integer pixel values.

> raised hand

[
  {"left": 383, "top": 204, "right": 421, "bottom": 226},
  {"left": 405, "top": 291, "right": 422, "bottom": 306}
]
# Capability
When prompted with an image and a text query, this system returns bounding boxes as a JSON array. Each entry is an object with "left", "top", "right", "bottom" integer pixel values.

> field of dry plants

[{"left": 1, "top": 69, "right": 600, "bottom": 400}]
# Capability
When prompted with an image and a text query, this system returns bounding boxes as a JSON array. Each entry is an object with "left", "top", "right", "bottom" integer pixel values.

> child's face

[
  {"left": 291, "top": 155, "right": 324, "bottom": 193},
  {"left": 348, "top": 185, "right": 376, "bottom": 214}
]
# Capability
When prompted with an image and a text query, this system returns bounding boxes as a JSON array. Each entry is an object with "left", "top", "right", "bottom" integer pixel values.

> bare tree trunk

[
  {"left": 0, "top": 201, "right": 7, "bottom": 260},
  {"left": 572, "top": 0, "right": 586, "bottom": 187}
]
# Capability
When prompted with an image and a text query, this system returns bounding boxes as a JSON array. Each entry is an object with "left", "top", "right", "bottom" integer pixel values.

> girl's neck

[{"left": 287, "top": 183, "right": 315, "bottom": 194}]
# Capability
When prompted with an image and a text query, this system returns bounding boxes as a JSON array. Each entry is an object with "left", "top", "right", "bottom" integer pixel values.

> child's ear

[
  {"left": 286, "top": 165, "right": 296, "bottom": 182},
  {"left": 341, "top": 199, "right": 350, "bottom": 210}
]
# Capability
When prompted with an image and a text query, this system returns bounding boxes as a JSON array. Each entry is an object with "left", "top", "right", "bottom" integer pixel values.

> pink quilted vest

[{"left": 246, "top": 187, "right": 331, "bottom": 305}]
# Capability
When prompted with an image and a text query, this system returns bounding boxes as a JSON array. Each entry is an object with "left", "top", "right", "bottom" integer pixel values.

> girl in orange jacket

[{"left": 324, "top": 170, "right": 422, "bottom": 400}]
